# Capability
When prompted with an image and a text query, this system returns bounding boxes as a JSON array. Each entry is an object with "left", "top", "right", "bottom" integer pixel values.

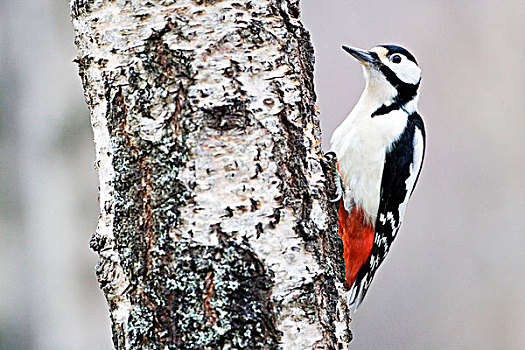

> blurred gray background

[{"left": 1, "top": 1, "right": 524, "bottom": 349}]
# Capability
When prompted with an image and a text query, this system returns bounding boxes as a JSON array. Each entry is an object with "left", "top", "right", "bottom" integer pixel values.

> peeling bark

[{"left": 71, "top": 0, "right": 352, "bottom": 348}]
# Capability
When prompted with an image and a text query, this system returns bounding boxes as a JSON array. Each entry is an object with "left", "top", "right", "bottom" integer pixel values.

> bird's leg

[{"left": 322, "top": 151, "right": 343, "bottom": 203}]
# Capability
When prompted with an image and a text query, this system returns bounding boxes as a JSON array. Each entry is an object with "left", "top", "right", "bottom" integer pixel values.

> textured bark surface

[{"left": 71, "top": 0, "right": 352, "bottom": 348}]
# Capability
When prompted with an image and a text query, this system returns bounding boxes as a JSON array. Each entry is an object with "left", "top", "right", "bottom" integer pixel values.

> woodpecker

[{"left": 330, "top": 44, "right": 426, "bottom": 308}]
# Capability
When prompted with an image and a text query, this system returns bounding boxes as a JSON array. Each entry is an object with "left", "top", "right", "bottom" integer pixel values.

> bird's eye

[{"left": 391, "top": 54, "right": 402, "bottom": 63}]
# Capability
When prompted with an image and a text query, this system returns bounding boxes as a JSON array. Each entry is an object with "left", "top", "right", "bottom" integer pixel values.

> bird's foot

[
  {"left": 324, "top": 151, "right": 337, "bottom": 163},
  {"left": 322, "top": 151, "right": 343, "bottom": 203}
]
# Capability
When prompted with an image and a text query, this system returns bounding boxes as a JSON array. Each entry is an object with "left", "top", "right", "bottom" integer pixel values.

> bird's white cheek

[{"left": 396, "top": 65, "right": 421, "bottom": 85}]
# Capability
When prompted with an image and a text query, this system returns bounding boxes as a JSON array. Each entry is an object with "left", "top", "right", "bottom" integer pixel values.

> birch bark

[{"left": 71, "top": 0, "right": 352, "bottom": 348}]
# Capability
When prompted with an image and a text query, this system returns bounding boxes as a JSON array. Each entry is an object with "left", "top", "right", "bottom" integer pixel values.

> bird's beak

[{"left": 342, "top": 46, "right": 376, "bottom": 67}]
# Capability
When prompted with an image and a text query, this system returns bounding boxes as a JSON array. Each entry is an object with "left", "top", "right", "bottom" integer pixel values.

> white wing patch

[
  {"left": 386, "top": 211, "right": 397, "bottom": 232},
  {"left": 398, "top": 128, "right": 425, "bottom": 222}
]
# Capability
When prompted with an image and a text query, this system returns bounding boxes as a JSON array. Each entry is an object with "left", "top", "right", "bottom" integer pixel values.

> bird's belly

[{"left": 337, "top": 139, "right": 385, "bottom": 222}]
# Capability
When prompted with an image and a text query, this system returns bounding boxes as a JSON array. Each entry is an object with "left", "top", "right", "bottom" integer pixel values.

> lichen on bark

[{"left": 72, "top": 0, "right": 352, "bottom": 348}]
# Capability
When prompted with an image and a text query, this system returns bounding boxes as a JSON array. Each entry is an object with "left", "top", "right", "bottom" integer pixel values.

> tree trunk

[{"left": 71, "top": 0, "right": 352, "bottom": 348}]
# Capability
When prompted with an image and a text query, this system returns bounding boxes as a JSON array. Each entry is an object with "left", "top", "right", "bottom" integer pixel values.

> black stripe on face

[
  {"left": 377, "top": 64, "right": 420, "bottom": 102},
  {"left": 369, "top": 51, "right": 420, "bottom": 117}
]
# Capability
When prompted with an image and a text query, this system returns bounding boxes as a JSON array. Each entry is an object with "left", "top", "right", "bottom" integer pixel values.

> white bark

[{"left": 71, "top": 0, "right": 352, "bottom": 348}]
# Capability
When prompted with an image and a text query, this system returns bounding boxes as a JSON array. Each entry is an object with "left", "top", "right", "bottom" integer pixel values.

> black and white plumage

[{"left": 330, "top": 44, "right": 426, "bottom": 308}]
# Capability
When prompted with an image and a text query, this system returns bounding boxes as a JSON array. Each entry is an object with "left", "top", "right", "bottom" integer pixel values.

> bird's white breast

[{"left": 331, "top": 103, "right": 408, "bottom": 223}]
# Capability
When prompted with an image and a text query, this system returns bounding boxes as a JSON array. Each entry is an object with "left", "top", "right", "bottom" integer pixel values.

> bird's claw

[
  {"left": 328, "top": 174, "right": 343, "bottom": 202},
  {"left": 324, "top": 151, "right": 337, "bottom": 162},
  {"left": 323, "top": 151, "right": 343, "bottom": 203},
  {"left": 328, "top": 191, "right": 342, "bottom": 203}
]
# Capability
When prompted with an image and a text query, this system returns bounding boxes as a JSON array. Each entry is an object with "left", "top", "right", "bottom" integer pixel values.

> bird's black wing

[{"left": 350, "top": 112, "right": 426, "bottom": 308}]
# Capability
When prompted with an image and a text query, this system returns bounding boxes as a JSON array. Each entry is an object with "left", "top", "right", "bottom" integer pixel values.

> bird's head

[{"left": 342, "top": 44, "right": 421, "bottom": 106}]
